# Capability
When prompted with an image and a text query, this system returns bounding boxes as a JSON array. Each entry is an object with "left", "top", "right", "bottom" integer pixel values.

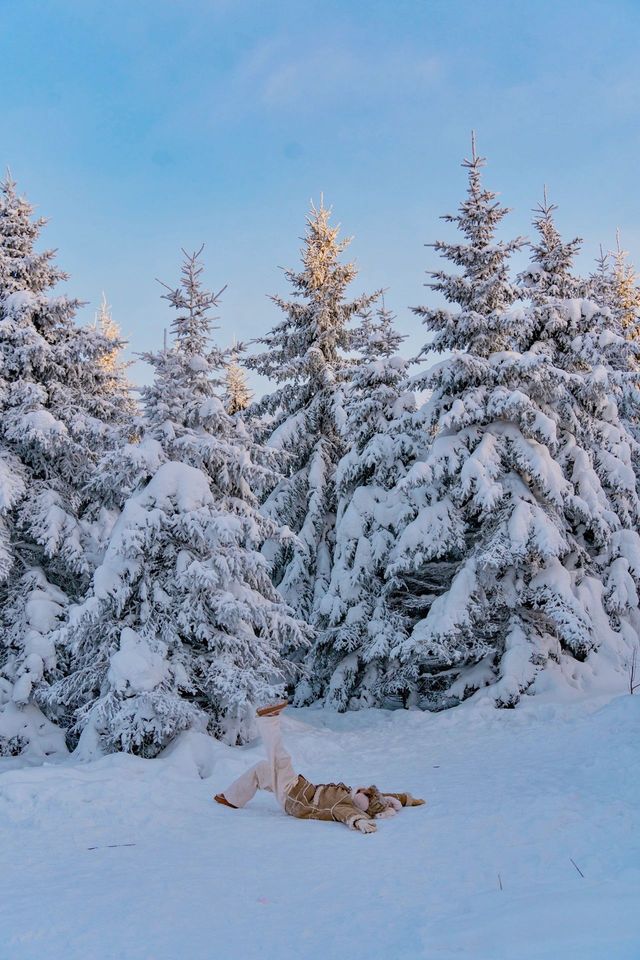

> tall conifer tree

[
  {"left": 589, "top": 246, "right": 615, "bottom": 312},
  {"left": 0, "top": 177, "right": 132, "bottom": 754},
  {"left": 46, "top": 249, "right": 306, "bottom": 755},
  {"left": 247, "top": 201, "right": 379, "bottom": 623},
  {"left": 225, "top": 341, "right": 252, "bottom": 415},
  {"left": 390, "top": 160, "right": 640, "bottom": 708},
  {"left": 304, "top": 301, "right": 417, "bottom": 708},
  {"left": 611, "top": 231, "right": 640, "bottom": 341}
]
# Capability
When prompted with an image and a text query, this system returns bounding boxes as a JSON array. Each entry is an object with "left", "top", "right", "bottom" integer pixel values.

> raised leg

[
  {"left": 216, "top": 711, "right": 299, "bottom": 810},
  {"left": 255, "top": 714, "right": 298, "bottom": 807}
]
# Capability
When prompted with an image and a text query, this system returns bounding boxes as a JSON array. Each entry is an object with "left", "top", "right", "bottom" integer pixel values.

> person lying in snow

[{"left": 214, "top": 701, "right": 425, "bottom": 833}]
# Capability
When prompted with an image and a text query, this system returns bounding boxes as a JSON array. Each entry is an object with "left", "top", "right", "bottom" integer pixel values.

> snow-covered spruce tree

[
  {"left": 143, "top": 248, "right": 279, "bottom": 507},
  {"left": 225, "top": 341, "right": 252, "bottom": 415},
  {"left": 45, "top": 248, "right": 306, "bottom": 755},
  {"left": 587, "top": 236, "right": 640, "bottom": 341},
  {"left": 514, "top": 193, "right": 591, "bottom": 363},
  {"left": 386, "top": 141, "right": 525, "bottom": 706},
  {"left": 82, "top": 292, "right": 138, "bottom": 560},
  {"left": 95, "top": 292, "right": 122, "bottom": 371},
  {"left": 0, "top": 176, "right": 133, "bottom": 755},
  {"left": 525, "top": 203, "right": 640, "bottom": 425},
  {"left": 520, "top": 199, "right": 640, "bottom": 501},
  {"left": 513, "top": 200, "right": 640, "bottom": 697},
  {"left": 608, "top": 236, "right": 640, "bottom": 450},
  {"left": 584, "top": 240, "right": 640, "bottom": 444},
  {"left": 93, "top": 292, "right": 135, "bottom": 409},
  {"left": 588, "top": 246, "right": 615, "bottom": 313},
  {"left": 611, "top": 232, "right": 640, "bottom": 341},
  {"left": 246, "top": 201, "right": 379, "bottom": 626},
  {"left": 517, "top": 191, "right": 583, "bottom": 302},
  {"left": 389, "top": 154, "right": 640, "bottom": 709},
  {"left": 304, "top": 301, "right": 418, "bottom": 708}
]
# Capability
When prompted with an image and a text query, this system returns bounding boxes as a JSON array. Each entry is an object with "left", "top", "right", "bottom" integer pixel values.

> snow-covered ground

[{"left": 1, "top": 692, "right": 639, "bottom": 960}]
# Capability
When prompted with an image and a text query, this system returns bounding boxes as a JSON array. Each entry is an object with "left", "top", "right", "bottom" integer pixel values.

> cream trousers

[{"left": 222, "top": 715, "right": 299, "bottom": 809}]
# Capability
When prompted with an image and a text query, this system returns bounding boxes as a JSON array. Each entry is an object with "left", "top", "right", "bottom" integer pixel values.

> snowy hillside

[{"left": 1, "top": 692, "right": 638, "bottom": 960}]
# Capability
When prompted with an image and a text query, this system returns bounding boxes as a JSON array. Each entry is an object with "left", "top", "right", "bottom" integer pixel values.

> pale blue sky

[{"left": 1, "top": 0, "right": 639, "bottom": 388}]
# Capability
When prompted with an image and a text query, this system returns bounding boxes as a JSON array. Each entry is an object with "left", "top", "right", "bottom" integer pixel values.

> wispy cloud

[
  {"left": 231, "top": 39, "right": 442, "bottom": 111},
  {"left": 227, "top": 36, "right": 442, "bottom": 115}
]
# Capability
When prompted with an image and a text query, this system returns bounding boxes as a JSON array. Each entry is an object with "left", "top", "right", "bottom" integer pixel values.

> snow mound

[
  {"left": 0, "top": 701, "right": 68, "bottom": 763},
  {"left": 160, "top": 729, "right": 235, "bottom": 779}
]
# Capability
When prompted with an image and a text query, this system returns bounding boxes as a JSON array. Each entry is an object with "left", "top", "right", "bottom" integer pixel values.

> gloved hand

[
  {"left": 354, "top": 817, "right": 377, "bottom": 834},
  {"left": 404, "top": 793, "right": 426, "bottom": 806},
  {"left": 374, "top": 805, "right": 398, "bottom": 819}
]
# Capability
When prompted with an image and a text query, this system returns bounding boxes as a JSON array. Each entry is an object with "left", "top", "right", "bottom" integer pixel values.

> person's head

[{"left": 354, "top": 785, "right": 401, "bottom": 818}]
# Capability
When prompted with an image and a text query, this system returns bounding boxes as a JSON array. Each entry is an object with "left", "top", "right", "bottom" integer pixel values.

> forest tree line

[{"left": 1, "top": 141, "right": 639, "bottom": 758}]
